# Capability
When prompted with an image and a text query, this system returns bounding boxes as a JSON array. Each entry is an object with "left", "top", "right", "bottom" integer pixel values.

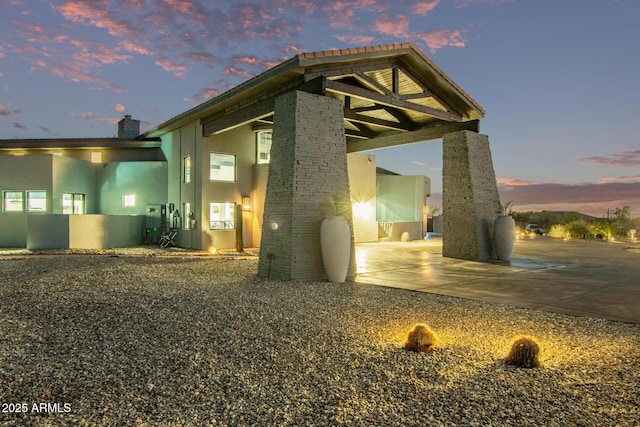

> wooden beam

[
  {"left": 343, "top": 108, "right": 415, "bottom": 132},
  {"left": 392, "top": 67, "right": 399, "bottom": 94},
  {"left": 346, "top": 120, "right": 480, "bottom": 153},
  {"left": 326, "top": 79, "right": 462, "bottom": 122},
  {"left": 202, "top": 76, "right": 326, "bottom": 135},
  {"left": 354, "top": 71, "right": 390, "bottom": 95}
]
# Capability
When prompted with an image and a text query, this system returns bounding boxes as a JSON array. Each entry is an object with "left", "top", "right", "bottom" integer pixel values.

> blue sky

[{"left": 1, "top": 0, "right": 639, "bottom": 217}]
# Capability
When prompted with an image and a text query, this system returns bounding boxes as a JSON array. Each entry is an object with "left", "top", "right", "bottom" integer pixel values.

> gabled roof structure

[{"left": 144, "top": 43, "right": 484, "bottom": 152}]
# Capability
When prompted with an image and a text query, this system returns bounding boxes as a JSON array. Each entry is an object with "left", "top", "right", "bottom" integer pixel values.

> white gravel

[{"left": 0, "top": 251, "right": 638, "bottom": 426}]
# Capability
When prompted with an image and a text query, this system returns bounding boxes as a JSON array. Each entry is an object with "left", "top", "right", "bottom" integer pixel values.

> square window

[
  {"left": 209, "top": 202, "right": 235, "bottom": 229},
  {"left": 3, "top": 191, "right": 23, "bottom": 212},
  {"left": 123, "top": 194, "right": 136, "bottom": 207},
  {"left": 210, "top": 153, "right": 235, "bottom": 182},
  {"left": 90, "top": 151, "right": 102, "bottom": 163},
  {"left": 63, "top": 193, "right": 85, "bottom": 214},
  {"left": 27, "top": 191, "right": 46, "bottom": 212}
]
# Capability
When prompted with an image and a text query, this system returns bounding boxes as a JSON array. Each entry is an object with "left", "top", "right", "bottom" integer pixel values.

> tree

[{"left": 613, "top": 206, "right": 631, "bottom": 222}]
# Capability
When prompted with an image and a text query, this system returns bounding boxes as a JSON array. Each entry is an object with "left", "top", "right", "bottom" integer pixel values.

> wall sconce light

[{"left": 242, "top": 196, "right": 251, "bottom": 212}]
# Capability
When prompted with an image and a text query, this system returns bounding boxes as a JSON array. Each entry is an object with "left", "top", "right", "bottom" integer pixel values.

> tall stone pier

[
  {"left": 442, "top": 130, "right": 501, "bottom": 261},
  {"left": 258, "top": 90, "right": 356, "bottom": 281}
]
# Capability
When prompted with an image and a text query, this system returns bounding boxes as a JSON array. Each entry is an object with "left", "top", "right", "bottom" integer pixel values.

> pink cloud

[
  {"left": 0, "top": 104, "right": 21, "bottom": 117},
  {"left": 57, "top": 1, "right": 142, "bottom": 40},
  {"left": 414, "top": 1, "right": 440, "bottom": 15},
  {"left": 417, "top": 29, "right": 466, "bottom": 53},
  {"left": 336, "top": 34, "right": 374, "bottom": 45},
  {"left": 497, "top": 177, "right": 535, "bottom": 188},
  {"left": 12, "top": 121, "right": 27, "bottom": 129},
  {"left": 223, "top": 67, "right": 251, "bottom": 78},
  {"left": 155, "top": 58, "right": 188, "bottom": 77},
  {"left": 579, "top": 149, "right": 640, "bottom": 167},
  {"left": 376, "top": 14, "right": 410, "bottom": 38},
  {"left": 119, "top": 40, "right": 152, "bottom": 56},
  {"left": 116, "top": 104, "right": 125, "bottom": 113},
  {"left": 599, "top": 175, "right": 640, "bottom": 184}
]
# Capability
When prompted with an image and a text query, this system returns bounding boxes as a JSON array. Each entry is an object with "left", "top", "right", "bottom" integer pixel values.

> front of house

[{"left": 1, "top": 43, "right": 497, "bottom": 271}]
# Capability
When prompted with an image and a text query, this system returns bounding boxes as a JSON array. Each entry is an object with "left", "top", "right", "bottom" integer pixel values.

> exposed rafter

[
  {"left": 325, "top": 79, "right": 463, "bottom": 122},
  {"left": 347, "top": 120, "right": 480, "bottom": 153}
]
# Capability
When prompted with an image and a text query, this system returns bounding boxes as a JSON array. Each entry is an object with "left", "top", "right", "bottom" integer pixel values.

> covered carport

[{"left": 148, "top": 42, "right": 502, "bottom": 281}]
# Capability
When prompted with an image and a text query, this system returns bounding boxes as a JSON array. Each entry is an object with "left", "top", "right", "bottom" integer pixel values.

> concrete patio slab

[{"left": 355, "top": 236, "right": 640, "bottom": 324}]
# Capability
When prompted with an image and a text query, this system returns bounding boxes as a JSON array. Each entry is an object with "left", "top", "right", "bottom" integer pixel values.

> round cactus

[
  {"left": 504, "top": 337, "right": 540, "bottom": 368},
  {"left": 404, "top": 323, "right": 438, "bottom": 353}
]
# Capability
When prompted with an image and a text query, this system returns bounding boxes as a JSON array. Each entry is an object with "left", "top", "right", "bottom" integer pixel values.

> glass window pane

[
  {"left": 210, "top": 153, "right": 235, "bottom": 182},
  {"left": 184, "top": 156, "right": 191, "bottom": 183},
  {"left": 73, "top": 194, "right": 85, "bottom": 214},
  {"left": 3, "top": 191, "right": 23, "bottom": 212},
  {"left": 209, "top": 202, "right": 235, "bottom": 229},
  {"left": 123, "top": 194, "right": 135, "bottom": 207},
  {"left": 27, "top": 191, "right": 46, "bottom": 212},
  {"left": 257, "top": 131, "right": 272, "bottom": 164}
]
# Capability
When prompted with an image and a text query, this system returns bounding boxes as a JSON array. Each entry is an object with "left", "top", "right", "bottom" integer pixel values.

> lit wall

[
  {"left": 347, "top": 153, "right": 378, "bottom": 242},
  {"left": 377, "top": 175, "right": 428, "bottom": 222},
  {"left": 96, "top": 161, "right": 167, "bottom": 215}
]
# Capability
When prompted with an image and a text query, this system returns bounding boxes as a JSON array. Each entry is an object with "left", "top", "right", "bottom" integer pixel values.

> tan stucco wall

[{"left": 347, "top": 153, "right": 378, "bottom": 243}]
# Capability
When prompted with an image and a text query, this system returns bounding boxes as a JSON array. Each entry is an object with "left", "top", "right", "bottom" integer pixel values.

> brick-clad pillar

[
  {"left": 258, "top": 90, "right": 356, "bottom": 281},
  {"left": 442, "top": 130, "right": 500, "bottom": 260}
]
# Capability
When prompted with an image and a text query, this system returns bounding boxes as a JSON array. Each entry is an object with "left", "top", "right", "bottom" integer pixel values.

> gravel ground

[{"left": 0, "top": 251, "right": 638, "bottom": 426}]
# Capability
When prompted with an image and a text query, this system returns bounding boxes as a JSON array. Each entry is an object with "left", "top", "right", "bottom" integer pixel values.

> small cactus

[
  {"left": 504, "top": 337, "right": 540, "bottom": 368},
  {"left": 404, "top": 323, "right": 438, "bottom": 353}
]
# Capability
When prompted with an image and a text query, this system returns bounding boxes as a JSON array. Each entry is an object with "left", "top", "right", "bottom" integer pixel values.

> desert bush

[
  {"left": 404, "top": 323, "right": 438, "bottom": 353},
  {"left": 566, "top": 221, "right": 592, "bottom": 239},
  {"left": 548, "top": 224, "right": 569, "bottom": 239},
  {"left": 504, "top": 337, "right": 540, "bottom": 368},
  {"left": 590, "top": 221, "right": 617, "bottom": 240}
]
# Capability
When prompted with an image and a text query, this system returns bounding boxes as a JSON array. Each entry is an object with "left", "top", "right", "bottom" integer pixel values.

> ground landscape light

[{"left": 208, "top": 246, "right": 217, "bottom": 255}]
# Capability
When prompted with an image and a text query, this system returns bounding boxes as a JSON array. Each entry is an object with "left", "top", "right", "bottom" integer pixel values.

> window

[
  {"left": 90, "top": 151, "right": 102, "bottom": 163},
  {"left": 183, "top": 202, "right": 191, "bottom": 229},
  {"left": 63, "top": 193, "right": 85, "bottom": 214},
  {"left": 27, "top": 191, "right": 46, "bottom": 212},
  {"left": 209, "top": 202, "right": 235, "bottom": 230},
  {"left": 183, "top": 156, "right": 191, "bottom": 183},
  {"left": 209, "top": 153, "right": 235, "bottom": 182},
  {"left": 3, "top": 191, "right": 23, "bottom": 212},
  {"left": 257, "top": 131, "right": 272, "bottom": 164},
  {"left": 123, "top": 194, "right": 136, "bottom": 207}
]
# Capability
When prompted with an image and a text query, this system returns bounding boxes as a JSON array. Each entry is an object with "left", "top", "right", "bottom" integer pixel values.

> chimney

[{"left": 118, "top": 115, "right": 140, "bottom": 138}]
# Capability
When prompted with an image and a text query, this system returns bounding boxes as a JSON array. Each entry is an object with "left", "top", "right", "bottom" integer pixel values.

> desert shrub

[
  {"left": 404, "top": 323, "right": 438, "bottom": 353},
  {"left": 590, "top": 221, "right": 617, "bottom": 240},
  {"left": 504, "top": 337, "right": 540, "bottom": 368},
  {"left": 566, "top": 221, "right": 592, "bottom": 239},
  {"left": 548, "top": 224, "right": 569, "bottom": 239}
]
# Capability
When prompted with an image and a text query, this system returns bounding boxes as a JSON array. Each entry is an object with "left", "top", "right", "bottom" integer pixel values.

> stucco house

[{"left": 1, "top": 43, "right": 501, "bottom": 279}]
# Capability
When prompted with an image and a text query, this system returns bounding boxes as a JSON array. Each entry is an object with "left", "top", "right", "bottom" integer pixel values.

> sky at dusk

[{"left": 1, "top": 0, "right": 639, "bottom": 217}]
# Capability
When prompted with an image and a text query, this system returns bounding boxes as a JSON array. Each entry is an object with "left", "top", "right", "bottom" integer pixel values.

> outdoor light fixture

[
  {"left": 242, "top": 196, "right": 251, "bottom": 212},
  {"left": 208, "top": 246, "right": 217, "bottom": 255},
  {"left": 352, "top": 201, "right": 373, "bottom": 219},
  {"left": 271, "top": 222, "right": 279, "bottom": 230}
]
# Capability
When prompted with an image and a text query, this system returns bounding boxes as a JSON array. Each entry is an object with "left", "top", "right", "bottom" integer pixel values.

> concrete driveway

[{"left": 355, "top": 236, "right": 640, "bottom": 324}]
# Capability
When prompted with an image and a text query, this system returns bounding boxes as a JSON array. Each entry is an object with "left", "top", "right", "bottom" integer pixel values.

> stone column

[
  {"left": 442, "top": 130, "right": 500, "bottom": 261},
  {"left": 258, "top": 90, "right": 356, "bottom": 281}
]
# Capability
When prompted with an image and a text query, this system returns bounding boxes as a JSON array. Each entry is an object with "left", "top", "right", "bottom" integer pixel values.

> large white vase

[
  {"left": 494, "top": 215, "right": 516, "bottom": 261},
  {"left": 320, "top": 216, "right": 351, "bottom": 283}
]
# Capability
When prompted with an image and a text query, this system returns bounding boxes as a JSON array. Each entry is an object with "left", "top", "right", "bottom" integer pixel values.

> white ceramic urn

[
  {"left": 320, "top": 216, "right": 351, "bottom": 283},
  {"left": 494, "top": 215, "right": 516, "bottom": 261}
]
